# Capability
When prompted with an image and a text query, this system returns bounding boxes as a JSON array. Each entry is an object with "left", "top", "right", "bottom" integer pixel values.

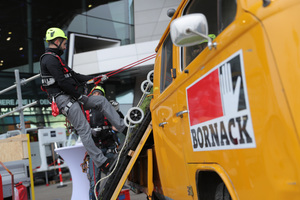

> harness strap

[
  {"left": 40, "top": 85, "right": 47, "bottom": 92},
  {"left": 40, "top": 52, "right": 70, "bottom": 87},
  {"left": 41, "top": 52, "right": 66, "bottom": 67},
  {"left": 92, "top": 126, "right": 111, "bottom": 132},
  {"left": 50, "top": 91, "right": 64, "bottom": 98},
  {"left": 61, "top": 98, "right": 76, "bottom": 116},
  {"left": 106, "top": 147, "right": 118, "bottom": 154}
]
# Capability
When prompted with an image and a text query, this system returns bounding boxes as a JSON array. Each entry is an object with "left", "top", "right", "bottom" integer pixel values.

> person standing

[{"left": 39, "top": 27, "right": 125, "bottom": 173}]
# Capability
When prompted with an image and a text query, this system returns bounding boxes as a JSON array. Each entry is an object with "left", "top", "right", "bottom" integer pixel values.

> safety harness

[
  {"left": 41, "top": 53, "right": 156, "bottom": 118},
  {"left": 40, "top": 52, "right": 72, "bottom": 87},
  {"left": 61, "top": 98, "right": 76, "bottom": 116},
  {"left": 40, "top": 52, "right": 74, "bottom": 117}
]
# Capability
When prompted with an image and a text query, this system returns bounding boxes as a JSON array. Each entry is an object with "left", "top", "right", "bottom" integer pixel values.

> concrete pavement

[{"left": 33, "top": 173, "right": 147, "bottom": 200}]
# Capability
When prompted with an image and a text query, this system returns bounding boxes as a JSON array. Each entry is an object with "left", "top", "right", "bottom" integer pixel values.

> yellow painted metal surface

[
  {"left": 110, "top": 123, "right": 153, "bottom": 200},
  {"left": 27, "top": 134, "right": 35, "bottom": 200},
  {"left": 147, "top": 149, "right": 154, "bottom": 197},
  {"left": 150, "top": 0, "right": 300, "bottom": 199},
  {"left": 152, "top": 85, "right": 193, "bottom": 199}
]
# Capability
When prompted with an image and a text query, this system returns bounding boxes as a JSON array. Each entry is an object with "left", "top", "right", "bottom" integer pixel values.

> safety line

[
  {"left": 106, "top": 53, "right": 156, "bottom": 77},
  {"left": 89, "top": 53, "right": 156, "bottom": 96}
]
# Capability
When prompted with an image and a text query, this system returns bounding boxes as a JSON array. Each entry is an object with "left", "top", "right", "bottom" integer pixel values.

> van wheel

[
  {"left": 127, "top": 107, "right": 144, "bottom": 124},
  {"left": 147, "top": 70, "right": 154, "bottom": 85},
  {"left": 215, "top": 182, "right": 232, "bottom": 200}
]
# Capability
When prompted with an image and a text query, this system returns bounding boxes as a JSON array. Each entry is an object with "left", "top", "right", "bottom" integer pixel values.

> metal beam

[{"left": 0, "top": 74, "right": 40, "bottom": 95}]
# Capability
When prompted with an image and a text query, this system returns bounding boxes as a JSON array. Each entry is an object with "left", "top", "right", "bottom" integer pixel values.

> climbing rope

[
  {"left": 88, "top": 53, "right": 156, "bottom": 96},
  {"left": 105, "top": 53, "right": 156, "bottom": 78}
]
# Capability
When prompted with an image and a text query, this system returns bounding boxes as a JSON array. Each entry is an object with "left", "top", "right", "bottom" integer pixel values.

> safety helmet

[
  {"left": 109, "top": 100, "right": 119, "bottom": 111},
  {"left": 45, "top": 27, "right": 68, "bottom": 42},
  {"left": 91, "top": 86, "right": 105, "bottom": 96}
]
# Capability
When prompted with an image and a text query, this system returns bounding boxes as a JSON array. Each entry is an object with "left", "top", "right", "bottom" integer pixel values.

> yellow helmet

[
  {"left": 45, "top": 27, "right": 68, "bottom": 42},
  {"left": 91, "top": 86, "right": 105, "bottom": 96}
]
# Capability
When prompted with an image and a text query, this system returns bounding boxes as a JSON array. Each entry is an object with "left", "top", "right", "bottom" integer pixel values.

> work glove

[
  {"left": 77, "top": 95, "right": 88, "bottom": 105},
  {"left": 86, "top": 75, "right": 108, "bottom": 85},
  {"left": 109, "top": 100, "right": 119, "bottom": 111}
]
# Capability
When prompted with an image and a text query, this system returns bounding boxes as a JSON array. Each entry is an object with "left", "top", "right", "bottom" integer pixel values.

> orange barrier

[{"left": 57, "top": 158, "right": 67, "bottom": 188}]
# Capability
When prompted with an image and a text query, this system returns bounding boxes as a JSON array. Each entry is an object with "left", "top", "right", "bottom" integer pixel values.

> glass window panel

[
  {"left": 181, "top": 0, "right": 237, "bottom": 70},
  {"left": 160, "top": 34, "right": 173, "bottom": 93}
]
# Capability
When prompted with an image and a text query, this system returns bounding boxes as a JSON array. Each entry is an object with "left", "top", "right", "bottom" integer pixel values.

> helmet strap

[
  {"left": 50, "top": 38, "right": 63, "bottom": 50},
  {"left": 57, "top": 40, "right": 63, "bottom": 49}
]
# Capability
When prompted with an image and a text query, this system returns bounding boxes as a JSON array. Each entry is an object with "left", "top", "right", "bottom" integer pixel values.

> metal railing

[{"left": 0, "top": 70, "right": 40, "bottom": 134}]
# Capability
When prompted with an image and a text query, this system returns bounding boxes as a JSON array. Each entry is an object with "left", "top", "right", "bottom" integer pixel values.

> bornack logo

[{"left": 186, "top": 50, "right": 256, "bottom": 151}]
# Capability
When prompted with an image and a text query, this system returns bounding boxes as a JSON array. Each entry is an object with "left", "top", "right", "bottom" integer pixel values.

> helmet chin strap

[
  {"left": 51, "top": 39, "right": 63, "bottom": 50},
  {"left": 57, "top": 40, "right": 63, "bottom": 49}
]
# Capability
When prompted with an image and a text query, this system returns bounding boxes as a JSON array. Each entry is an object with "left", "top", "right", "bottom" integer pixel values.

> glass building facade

[{"left": 0, "top": 0, "right": 135, "bottom": 133}]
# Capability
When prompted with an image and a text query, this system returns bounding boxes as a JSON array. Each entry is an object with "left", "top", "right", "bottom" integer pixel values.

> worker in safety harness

[
  {"left": 89, "top": 86, "right": 121, "bottom": 148},
  {"left": 86, "top": 86, "right": 120, "bottom": 200},
  {"left": 39, "top": 27, "right": 125, "bottom": 174}
]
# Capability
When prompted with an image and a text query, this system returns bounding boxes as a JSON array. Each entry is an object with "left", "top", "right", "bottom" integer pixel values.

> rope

[
  {"left": 89, "top": 53, "right": 156, "bottom": 97},
  {"left": 92, "top": 53, "right": 156, "bottom": 81},
  {"left": 94, "top": 126, "right": 131, "bottom": 200},
  {"left": 105, "top": 53, "right": 156, "bottom": 77},
  {"left": 94, "top": 80, "right": 153, "bottom": 200},
  {"left": 89, "top": 53, "right": 157, "bottom": 199}
]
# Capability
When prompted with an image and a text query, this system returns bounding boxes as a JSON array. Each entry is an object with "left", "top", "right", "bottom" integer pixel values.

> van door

[{"left": 151, "top": 33, "right": 193, "bottom": 199}]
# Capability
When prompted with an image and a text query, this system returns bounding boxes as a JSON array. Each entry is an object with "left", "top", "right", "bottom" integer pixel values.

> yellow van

[{"left": 143, "top": 0, "right": 300, "bottom": 199}]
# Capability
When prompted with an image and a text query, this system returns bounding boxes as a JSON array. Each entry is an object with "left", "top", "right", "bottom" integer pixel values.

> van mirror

[{"left": 170, "top": 13, "right": 216, "bottom": 49}]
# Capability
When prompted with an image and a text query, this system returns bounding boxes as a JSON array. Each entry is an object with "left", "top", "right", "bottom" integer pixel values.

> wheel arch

[{"left": 195, "top": 164, "right": 238, "bottom": 200}]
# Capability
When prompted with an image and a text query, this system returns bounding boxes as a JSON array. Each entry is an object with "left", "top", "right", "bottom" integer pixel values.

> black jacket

[
  {"left": 40, "top": 48, "right": 93, "bottom": 98},
  {"left": 90, "top": 108, "right": 106, "bottom": 128}
]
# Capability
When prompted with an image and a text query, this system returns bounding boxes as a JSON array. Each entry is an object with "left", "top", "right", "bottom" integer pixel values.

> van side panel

[
  {"left": 150, "top": 0, "right": 300, "bottom": 199},
  {"left": 258, "top": 0, "right": 300, "bottom": 140},
  {"left": 179, "top": 11, "right": 300, "bottom": 199}
]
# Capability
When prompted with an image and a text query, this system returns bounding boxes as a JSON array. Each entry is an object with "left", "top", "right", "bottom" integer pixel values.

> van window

[
  {"left": 181, "top": 0, "right": 237, "bottom": 69},
  {"left": 160, "top": 34, "right": 173, "bottom": 93}
]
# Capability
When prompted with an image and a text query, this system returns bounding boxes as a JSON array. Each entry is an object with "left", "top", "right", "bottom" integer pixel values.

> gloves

[
  {"left": 109, "top": 100, "right": 119, "bottom": 111},
  {"left": 77, "top": 95, "right": 88, "bottom": 105},
  {"left": 93, "top": 75, "right": 108, "bottom": 85}
]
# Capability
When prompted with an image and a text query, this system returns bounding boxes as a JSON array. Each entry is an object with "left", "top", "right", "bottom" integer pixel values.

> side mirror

[{"left": 170, "top": 13, "right": 217, "bottom": 49}]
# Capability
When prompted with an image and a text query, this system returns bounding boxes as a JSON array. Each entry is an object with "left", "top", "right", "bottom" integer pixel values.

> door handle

[
  {"left": 159, "top": 122, "right": 168, "bottom": 127},
  {"left": 176, "top": 110, "right": 188, "bottom": 118}
]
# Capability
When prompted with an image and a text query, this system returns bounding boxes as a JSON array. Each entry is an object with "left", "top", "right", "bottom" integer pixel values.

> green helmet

[
  {"left": 91, "top": 86, "right": 105, "bottom": 96},
  {"left": 45, "top": 27, "right": 68, "bottom": 42}
]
